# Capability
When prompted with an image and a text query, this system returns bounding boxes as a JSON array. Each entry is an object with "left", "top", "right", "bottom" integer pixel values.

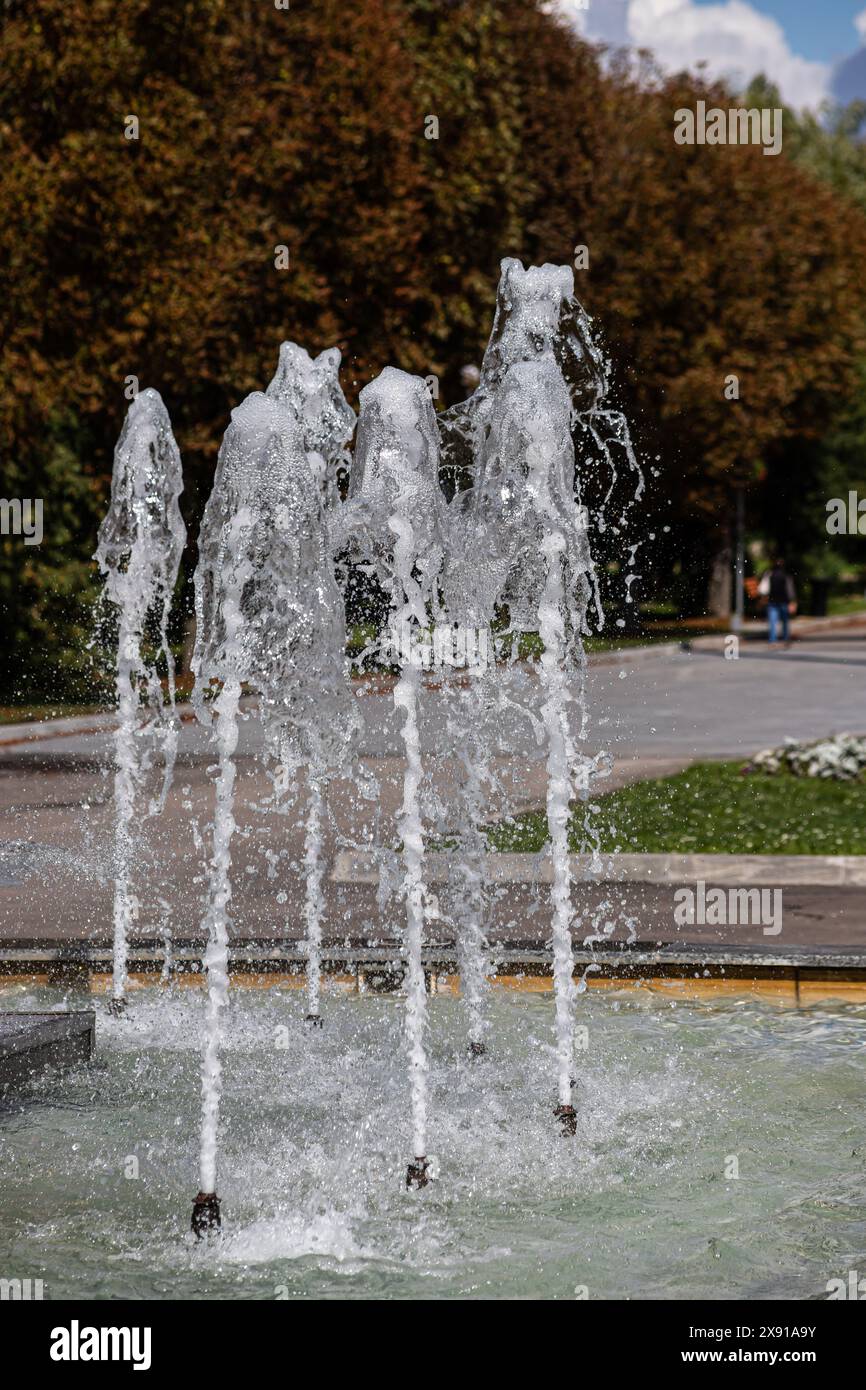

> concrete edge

[
  {"left": 585, "top": 641, "right": 688, "bottom": 667},
  {"left": 2, "top": 945, "right": 866, "bottom": 979},
  {"left": 0, "top": 1010, "right": 96, "bottom": 1088},
  {"left": 331, "top": 849, "right": 866, "bottom": 888}
]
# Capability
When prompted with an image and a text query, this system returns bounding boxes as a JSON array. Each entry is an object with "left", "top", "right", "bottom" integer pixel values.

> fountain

[
  {"left": 337, "top": 367, "right": 447, "bottom": 1188},
  {"left": 487, "top": 357, "right": 592, "bottom": 1134},
  {"left": 5, "top": 263, "right": 864, "bottom": 1305},
  {"left": 94, "top": 258, "right": 641, "bottom": 1223},
  {"left": 450, "top": 679, "right": 493, "bottom": 1059},
  {"left": 266, "top": 341, "right": 359, "bottom": 1026},
  {"left": 265, "top": 341, "right": 355, "bottom": 510},
  {"left": 440, "top": 262, "right": 605, "bottom": 1129},
  {"left": 95, "top": 388, "right": 186, "bottom": 1013},
  {"left": 190, "top": 390, "right": 357, "bottom": 1232}
]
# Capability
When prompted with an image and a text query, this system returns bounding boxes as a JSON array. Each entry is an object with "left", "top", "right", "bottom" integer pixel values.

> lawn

[
  {"left": 0, "top": 703, "right": 107, "bottom": 726},
  {"left": 486, "top": 760, "right": 866, "bottom": 856}
]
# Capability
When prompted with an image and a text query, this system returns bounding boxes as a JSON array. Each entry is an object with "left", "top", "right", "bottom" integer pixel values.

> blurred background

[{"left": 2, "top": 0, "right": 866, "bottom": 705}]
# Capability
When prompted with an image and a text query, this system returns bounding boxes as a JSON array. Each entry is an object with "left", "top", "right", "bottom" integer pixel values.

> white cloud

[
  {"left": 557, "top": 0, "right": 831, "bottom": 110},
  {"left": 856, "top": 8, "right": 866, "bottom": 44},
  {"left": 554, "top": 0, "right": 627, "bottom": 42}
]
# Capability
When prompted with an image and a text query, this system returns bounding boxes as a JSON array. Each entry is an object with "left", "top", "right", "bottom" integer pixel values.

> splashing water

[
  {"left": 439, "top": 259, "right": 615, "bottom": 1119},
  {"left": 265, "top": 342, "right": 359, "bottom": 1022},
  {"left": 450, "top": 678, "right": 493, "bottom": 1054},
  {"left": 95, "top": 389, "right": 186, "bottom": 1007},
  {"left": 198, "top": 673, "right": 239, "bottom": 1197},
  {"left": 192, "top": 391, "right": 360, "bottom": 1208},
  {"left": 266, "top": 342, "right": 355, "bottom": 509},
  {"left": 190, "top": 399, "right": 262, "bottom": 1206},
  {"left": 344, "top": 367, "right": 447, "bottom": 1174},
  {"left": 91, "top": 256, "right": 641, "bottom": 1224},
  {"left": 500, "top": 359, "right": 591, "bottom": 1110},
  {"left": 192, "top": 393, "right": 301, "bottom": 1206}
]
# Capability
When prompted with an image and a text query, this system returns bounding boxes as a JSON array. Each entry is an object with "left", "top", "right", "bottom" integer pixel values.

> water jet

[
  {"left": 96, "top": 388, "right": 186, "bottom": 1010},
  {"left": 92, "top": 257, "right": 646, "bottom": 1217}
]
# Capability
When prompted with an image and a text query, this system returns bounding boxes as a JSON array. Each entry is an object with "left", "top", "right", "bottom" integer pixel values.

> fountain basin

[
  {"left": 3, "top": 942, "right": 866, "bottom": 1006},
  {"left": 0, "top": 983, "right": 864, "bottom": 1299},
  {"left": 0, "top": 1010, "right": 95, "bottom": 1089}
]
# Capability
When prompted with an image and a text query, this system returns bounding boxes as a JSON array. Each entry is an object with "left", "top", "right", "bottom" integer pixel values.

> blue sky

[
  {"left": 556, "top": 1, "right": 866, "bottom": 107},
  {"left": 715, "top": 2, "right": 862, "bottom": 64}
]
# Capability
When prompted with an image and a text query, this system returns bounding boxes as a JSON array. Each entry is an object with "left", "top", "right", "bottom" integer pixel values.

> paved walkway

[
  {"left": 1, "top": 624, "right": 864, "bottom": 955},
  {"left": 4, "top": 624, "right": 864, "bottom": 766}
]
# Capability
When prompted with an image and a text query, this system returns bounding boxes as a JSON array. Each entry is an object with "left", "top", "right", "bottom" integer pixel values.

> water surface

[{"left": 1, "top": 983, "right": 863, "bottom": 1300}]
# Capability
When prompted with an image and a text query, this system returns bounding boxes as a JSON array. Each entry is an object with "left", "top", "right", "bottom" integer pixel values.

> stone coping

[
  {"left": 331, "top": 849, "right": 866, "bottom": 888},
  {"left": 0, "top": 1010, "right": 96, "bottom": 1088},
  {"left": 2, "top": 943, "right": 865, "bottom": 973}
]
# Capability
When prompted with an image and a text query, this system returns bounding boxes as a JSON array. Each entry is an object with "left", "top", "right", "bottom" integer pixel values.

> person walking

[{"left": 758, "top": 558, "right": 797, "bottom": 647}]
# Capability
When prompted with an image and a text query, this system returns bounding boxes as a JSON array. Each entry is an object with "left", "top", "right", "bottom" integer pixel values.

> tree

[
  {"left": 742, "top": 76, "right": 866, "bottom": 604},
  {"left": 2, "top": 0, "right": 866, "bottom": 698}
]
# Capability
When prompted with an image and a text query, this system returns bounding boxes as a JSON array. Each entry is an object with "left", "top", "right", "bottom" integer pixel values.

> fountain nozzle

[
  {"left": 468, "top": 1040, "right": 486, "bottom": 1058},
  {"left": 406, "top": 1157, "right": 430, "bottom": 1190},
  {"left": 554, "top": 1103, "right": 577, "bottom": 1137},
  {"left": 107, "top": 997, "right": 128, "bottom": 1017},
  {"left": 304, "top": 1013, "right": 323, "bottom": 1029},
  {"left": 191, "top": 1191, "right": 221, "bottom": 1237}
]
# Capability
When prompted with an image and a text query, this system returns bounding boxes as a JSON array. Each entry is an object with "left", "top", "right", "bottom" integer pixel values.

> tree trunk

[{"left": 706, "top": 543, "right": 732, "bottom": 619}]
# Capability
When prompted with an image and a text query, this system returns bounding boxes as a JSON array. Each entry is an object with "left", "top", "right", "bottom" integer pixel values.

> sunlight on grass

[{"left": 487, "top": 761, "right": 866, "bottom": 856}]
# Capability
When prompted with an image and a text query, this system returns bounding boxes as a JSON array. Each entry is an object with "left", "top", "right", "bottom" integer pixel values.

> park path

[
  {"left": 1, "top": 623, "right": 864, "bottom": 952},
  {"left": 2, "top": 621, "right": 864, "bottom": 764}
]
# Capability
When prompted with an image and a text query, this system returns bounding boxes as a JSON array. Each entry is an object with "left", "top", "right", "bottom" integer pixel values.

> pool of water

[{"left": 1, "top": 982, "right": 864, "bottom": 1300}]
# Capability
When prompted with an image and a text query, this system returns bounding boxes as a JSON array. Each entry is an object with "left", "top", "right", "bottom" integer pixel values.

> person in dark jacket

[{"left": 759, "top": 558, "right": 797, "bottom": 647}]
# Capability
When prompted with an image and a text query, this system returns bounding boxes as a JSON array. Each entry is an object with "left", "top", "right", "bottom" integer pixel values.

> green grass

[
  {"left": 0, "top": 703, "right": 107, "bottom": 726},
  {"left": 826, "top": 595, "right": 866, "bottom": 618},
  {"left": 486, "top": 760, "right": 866, "bottom": 856}
]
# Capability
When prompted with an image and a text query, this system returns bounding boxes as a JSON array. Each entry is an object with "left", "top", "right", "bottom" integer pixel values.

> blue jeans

[{"left": 768, "top": 604, "right": 789, "bottom": 643}]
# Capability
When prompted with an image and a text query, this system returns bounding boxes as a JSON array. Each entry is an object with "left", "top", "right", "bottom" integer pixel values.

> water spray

[
  {"left": 190, "top": 387, "right": 360, "bottom": 1230},
  {"left": 267, "top": 342, "right": 358, "bottom": 1027},
  {"left": 454, "top": 709, "right": 493, "bottom": 1057},
  {"left": 439, "top": 259, "right": 608, "bottom": 1131},
  {"left": 340, "top": 367, "right": 446, "bottom": 1188},
  {"left": 191, "top": 394, "right": 306, "bottom": 1233},
  {"left": 93, "top": 257, "right": 639, "bottom": 1225},
  {"left": 96, "top": 389, "right": 185, "bottom": 1012},
  {"left": 266, "top": 341, "right": 355, "bottom": 512}
]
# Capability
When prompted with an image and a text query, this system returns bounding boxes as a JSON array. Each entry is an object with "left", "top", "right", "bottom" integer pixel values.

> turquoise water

[{"left": 0, "top": 983, "right": 864, "bottom": 1300}]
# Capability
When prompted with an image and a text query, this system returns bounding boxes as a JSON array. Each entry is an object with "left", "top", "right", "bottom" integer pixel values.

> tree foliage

[
  {"left": 741, "top": 77, "right": 866, "bottom": 593},
  {"left": 2, "top": 1, "right": 866, "bottom": 695}
]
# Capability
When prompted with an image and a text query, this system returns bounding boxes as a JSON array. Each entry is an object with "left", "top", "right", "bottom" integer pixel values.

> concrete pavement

[
  {"left": 0, "top": 624, "right": 864, "bottom": 962},
  {"left": 3, "top": 626, "right": 865, "bottom": 765}
]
